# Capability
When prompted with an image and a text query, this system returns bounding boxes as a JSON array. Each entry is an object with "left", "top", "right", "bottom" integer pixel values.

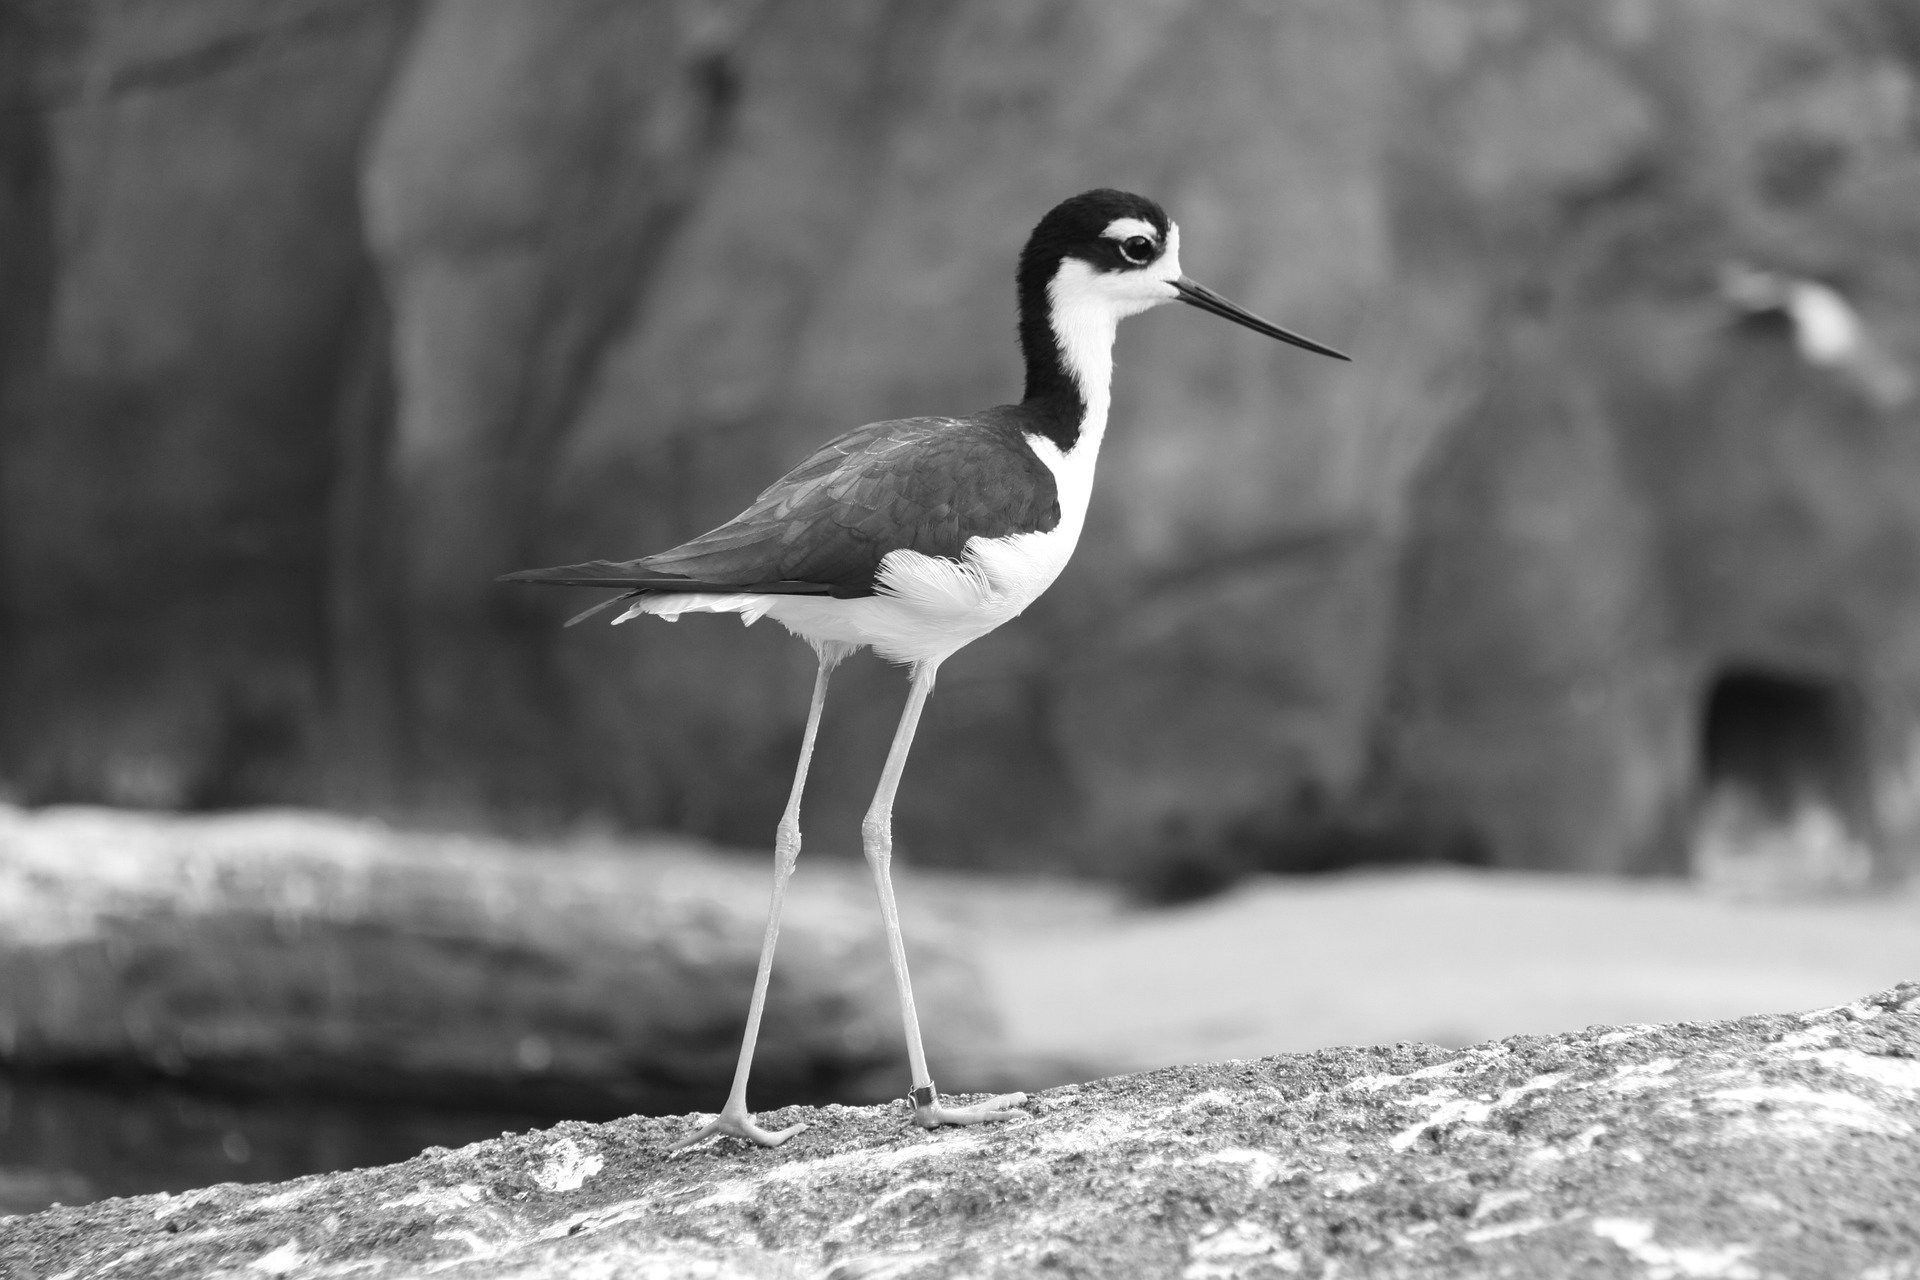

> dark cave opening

[
  {"left": 1700, "top": 667, "right": 1866, "bottom": 818},
  {"left": 1694, "top": 665, "right": 1876, "bottom": 889}
]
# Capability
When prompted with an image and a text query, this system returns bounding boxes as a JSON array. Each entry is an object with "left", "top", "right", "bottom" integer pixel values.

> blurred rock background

[{"left": 6, "top": 0, "right": 1920, "bottom": 893}]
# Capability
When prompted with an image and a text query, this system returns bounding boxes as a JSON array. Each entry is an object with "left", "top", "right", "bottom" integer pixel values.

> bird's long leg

[
  {"left": 861, "top": 659, "right": 1028, "bottom": 1131},
  {"left": 674, "top": 640, "right": 852, "bottom": 1151}
]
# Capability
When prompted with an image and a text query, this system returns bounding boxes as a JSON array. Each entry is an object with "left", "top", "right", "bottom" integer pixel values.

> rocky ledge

[{"left": 6, "top": 984, "right": 1918, "bottom": 1279}]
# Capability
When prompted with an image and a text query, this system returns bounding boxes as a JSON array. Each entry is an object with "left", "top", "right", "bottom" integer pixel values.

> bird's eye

[{"left": 1119, "top": 235, "right": 1156, "bottom": 265}]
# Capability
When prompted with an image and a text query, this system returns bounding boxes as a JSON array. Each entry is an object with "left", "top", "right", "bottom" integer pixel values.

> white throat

[
  {"left": 1041, "top": 221, "right": 1183, "bottom": 463},
  {"left": 1044, "top": 264, "right": 1119, "bottom": 455}
]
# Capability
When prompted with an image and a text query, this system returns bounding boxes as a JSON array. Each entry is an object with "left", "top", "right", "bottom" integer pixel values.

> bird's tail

[{"left": 498, "top": 561, "right": 833, "bottom": 628}]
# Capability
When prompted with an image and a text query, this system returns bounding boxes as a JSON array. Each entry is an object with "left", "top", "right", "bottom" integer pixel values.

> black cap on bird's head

[
  {"left": 1017, "top": 189, "right": 1176, "bottom": 295},
  {"left": 1016, "top": 188, "right": 1349, "bottom": 383}
]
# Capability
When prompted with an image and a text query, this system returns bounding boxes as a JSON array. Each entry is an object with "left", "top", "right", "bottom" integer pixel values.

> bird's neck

[{"left": 1018, "top": 274, "right": 1115, "bottom": 458}]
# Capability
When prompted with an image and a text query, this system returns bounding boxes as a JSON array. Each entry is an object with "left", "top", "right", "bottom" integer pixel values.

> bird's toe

[
  {"left": 671, "top": 1109, "right": 807, "bottom": 1151},
  {"left": 909, "top": 1090, "right": 1030, "bottom": 1130}
]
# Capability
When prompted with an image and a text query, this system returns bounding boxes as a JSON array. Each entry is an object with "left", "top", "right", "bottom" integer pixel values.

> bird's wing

[{"left": 630, "top": 412, "right": 1062, "bottom": 595}]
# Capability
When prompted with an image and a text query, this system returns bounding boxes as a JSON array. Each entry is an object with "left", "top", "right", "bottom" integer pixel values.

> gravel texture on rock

[{"left": 6, "top": 984, "right": 1916, "bottom": 1279}]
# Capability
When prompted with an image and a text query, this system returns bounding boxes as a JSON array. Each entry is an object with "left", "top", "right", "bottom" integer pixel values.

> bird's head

[{"left": 1017, "top": 188, "right": 1349, "bottom": 364}]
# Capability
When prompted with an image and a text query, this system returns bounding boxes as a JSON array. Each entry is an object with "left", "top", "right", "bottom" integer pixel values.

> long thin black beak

[{"left": 1172, "top": 277, "right": 1350, "bottom": 361}]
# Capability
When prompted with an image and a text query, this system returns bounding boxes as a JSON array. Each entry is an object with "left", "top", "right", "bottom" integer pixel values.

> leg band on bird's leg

[
  {"left": 673, "top": 642, "right": 851, "bottom": 1151},
  {"left": 862, "top": 662, "right": 1029, "bottom": 1133}
]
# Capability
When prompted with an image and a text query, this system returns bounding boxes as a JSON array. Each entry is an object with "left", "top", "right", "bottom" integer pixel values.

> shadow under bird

[{"left": 502, "top": 188, "right": 1349, "bottom": 1149}]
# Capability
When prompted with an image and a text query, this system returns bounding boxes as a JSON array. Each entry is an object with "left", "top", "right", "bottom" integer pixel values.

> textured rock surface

[
  {"left": 6, "top": 1, "right": 1920, "bottom": 879},
  {"left": 0, "top": 804, "right": 1005, "bottom": 1117},
  {"left": 6, "top": 984, "right": 1918, "bottom": 1277}
]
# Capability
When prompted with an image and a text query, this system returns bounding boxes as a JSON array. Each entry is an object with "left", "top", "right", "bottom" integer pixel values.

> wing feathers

[
  {"left": 503, "top": 408, "right": 1061, "bottom": 602},
  {"left": 497, "top": 559, "right": 654, "bottom": 584}
]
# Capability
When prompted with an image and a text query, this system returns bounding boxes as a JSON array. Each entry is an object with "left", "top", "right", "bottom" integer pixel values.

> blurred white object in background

[{"left": 1720, "top": 262, "right": 1917, "bottom": 408}]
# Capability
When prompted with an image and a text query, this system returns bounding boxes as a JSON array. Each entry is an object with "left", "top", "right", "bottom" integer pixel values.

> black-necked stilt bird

[{"left": 503, "top": 189, "right": 1348, "bottom": 1149}]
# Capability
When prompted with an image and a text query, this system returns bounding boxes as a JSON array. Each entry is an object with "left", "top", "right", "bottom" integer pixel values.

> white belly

[
  {"left": 776, "top": 520, "right": 1083, "bottom": 664},
  {"left": 624, "top": 426, "right": 1102, "bottom": 669}
]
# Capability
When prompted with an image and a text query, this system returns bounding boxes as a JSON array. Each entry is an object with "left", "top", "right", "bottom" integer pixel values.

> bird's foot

[
  {"left": 907, "top": 1084, "right": 1029, "bottom": 1130},
  {"left": 671, "top": 1104, "right": 806, "bottom": 1152}
]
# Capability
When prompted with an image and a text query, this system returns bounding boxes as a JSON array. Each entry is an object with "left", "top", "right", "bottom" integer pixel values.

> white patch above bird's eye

[
  {"left": 1101, "top": 217, "right": 1167, "bottom": 267},
  {"left": 1101, "top": 217, "right": 1160, "bottom": 243}
]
